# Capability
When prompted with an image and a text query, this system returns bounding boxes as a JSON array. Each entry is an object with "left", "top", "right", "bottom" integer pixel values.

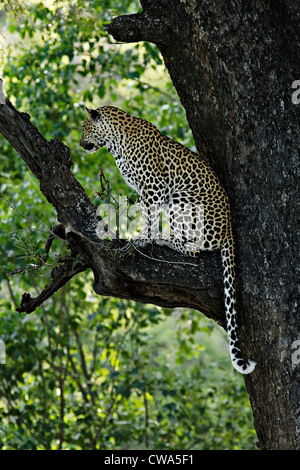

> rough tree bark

[
  {"left": 106, "top": 0, "right": 300, "bottom": 449},
  {"left": 0, "top": 0, "right": 300, "bottom": 450}
]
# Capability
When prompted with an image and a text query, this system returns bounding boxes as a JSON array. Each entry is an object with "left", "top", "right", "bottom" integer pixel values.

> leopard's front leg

[{"left": 133, "top": 197, "right": 161, "bottom": 248}]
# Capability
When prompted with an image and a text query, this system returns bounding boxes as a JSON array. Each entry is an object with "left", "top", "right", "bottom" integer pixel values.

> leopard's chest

[
  {"left": 115, "top": 154, "right": 143, "bottom": 194},
  {"left": 113, "top": 143, "right": 166, "bottom": 199}
]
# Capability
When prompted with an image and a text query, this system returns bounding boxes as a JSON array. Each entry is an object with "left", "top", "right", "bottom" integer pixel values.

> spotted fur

[{"left": 80, "top": 106, "right": 256, "bottom": 374}]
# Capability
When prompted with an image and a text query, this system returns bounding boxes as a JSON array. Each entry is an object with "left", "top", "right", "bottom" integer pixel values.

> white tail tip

[{"left": 232, "top": 358, "right": 256, "bottom": 375}]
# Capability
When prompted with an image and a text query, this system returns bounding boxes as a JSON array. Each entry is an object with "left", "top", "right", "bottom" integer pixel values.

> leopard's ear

[{"left": 85, "top": 107, "right": 100, "bottom": 121}]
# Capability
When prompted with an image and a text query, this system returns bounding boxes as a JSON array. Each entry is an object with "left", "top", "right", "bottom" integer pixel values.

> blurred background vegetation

[{"left": 0, "top": 0, "right": 256, "bottom": 450}]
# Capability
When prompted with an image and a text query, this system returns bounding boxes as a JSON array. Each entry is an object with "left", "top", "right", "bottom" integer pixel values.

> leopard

[{"left": 80, "top": 105, "right": 256, "bottom": 375}]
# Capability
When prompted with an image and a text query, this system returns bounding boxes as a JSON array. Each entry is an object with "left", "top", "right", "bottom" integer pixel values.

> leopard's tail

[{"left": 221, "top": 238, "right": 256, "bottom": 374}]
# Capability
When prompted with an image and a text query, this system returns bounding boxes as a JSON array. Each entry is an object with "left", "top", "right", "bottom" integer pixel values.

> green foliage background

[{"left": 0, "top": 0, "right": 256, "bottom": 450}]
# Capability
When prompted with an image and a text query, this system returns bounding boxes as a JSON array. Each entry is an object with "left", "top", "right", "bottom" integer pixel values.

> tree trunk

[
  {"left": 105, "top": 0, "right": 300, "bottom": 450},
  {"left": 1, "top": 0, "right": 300, "bottom": 449}
]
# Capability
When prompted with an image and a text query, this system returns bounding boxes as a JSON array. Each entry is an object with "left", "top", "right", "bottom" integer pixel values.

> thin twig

[
  {"left": 0, "top": 227, "right": 49, "bottom": 237},
  {"left": 143, "top": 390, "right": 150, "bottom": 449},
  {"left": 74, "top": 329, "right": 95, "bottom": 405},
  {"left": 131, "top": 243, "right": 199, "bottom": 267},
  {"left": 5, "top": 278, "right": 18, "bottom": 309},
  {"left": 0, "top": 194, "right": 51, "bottom": 233}
]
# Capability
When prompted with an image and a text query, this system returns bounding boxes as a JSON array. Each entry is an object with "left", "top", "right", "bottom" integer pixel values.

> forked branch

[{"left": 0, "top": 81, "right": 226, "bottom": 327}]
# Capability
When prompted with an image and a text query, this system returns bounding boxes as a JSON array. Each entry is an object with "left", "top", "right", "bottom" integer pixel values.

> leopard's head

[{"left": 80, "top": 106, "right": 127, "bottom": 154}]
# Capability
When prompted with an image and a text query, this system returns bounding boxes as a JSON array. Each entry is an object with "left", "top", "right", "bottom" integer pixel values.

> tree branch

[
  {"left": 104, "top": 1, "right": 173, "bottom": 46},
  {"left": 0, "top": 81, "right": 226, "bottom": 328},
  {"left": 15, "top": 258, "right": 89, "bottom": 315}
]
